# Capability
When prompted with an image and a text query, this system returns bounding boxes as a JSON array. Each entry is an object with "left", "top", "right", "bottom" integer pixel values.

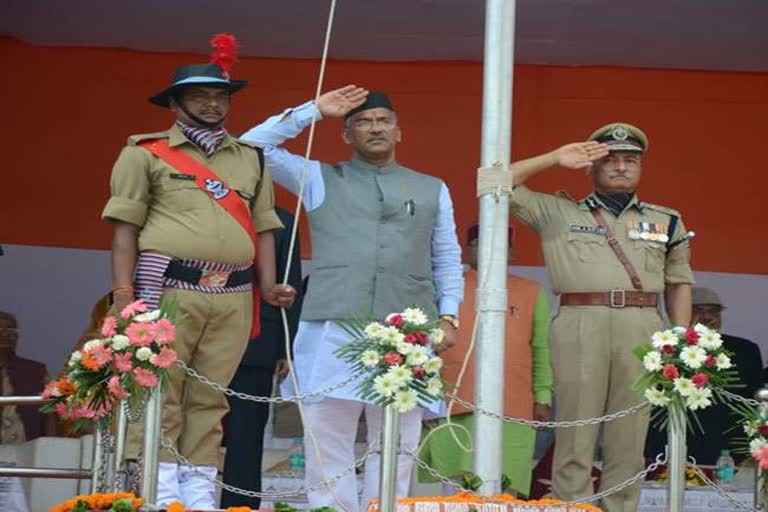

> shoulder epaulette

[
  {"left": 127, "top": 131, "right": 170, "bottom": 146},
  {"left": 640, "top": 202, "right": 681, "bottom": 217}
]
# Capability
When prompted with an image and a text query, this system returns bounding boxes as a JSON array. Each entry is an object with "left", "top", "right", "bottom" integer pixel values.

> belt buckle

[
  {"left": 199, "top": 269, "right": 230, "bottom": 287},
  {"left": 610, "top": 289, "right": 626, "bottom": 308}
]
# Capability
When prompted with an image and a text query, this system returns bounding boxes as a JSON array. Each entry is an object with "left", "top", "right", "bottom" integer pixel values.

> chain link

[
  {"left": 95, "top": 426, "right": 113, "bottom": 493},
  {"left": 125, "top": 398, "right": 146, "bottom": 423},
  {"left": 687, "top": 458, "right": 761, "bottom": 511},
  {"left": 176, "top": 360, "right": 358, "bottom": 403},
  {"left": 405, "top": 448, "right": 666, "bottom": 508},
  {"left": 160, "top": 433, "right": 377, "bottom": 498},
  {"left": 717, "top": 387, "right": 762, "bottom": 408},
  {"left": 444, "top": 392, "right": 649, "bottom": 428}
]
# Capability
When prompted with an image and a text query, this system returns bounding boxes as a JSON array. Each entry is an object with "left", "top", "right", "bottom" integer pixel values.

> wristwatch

[{"left": 440, "top": 315, "right": 460, "bottom": 329}]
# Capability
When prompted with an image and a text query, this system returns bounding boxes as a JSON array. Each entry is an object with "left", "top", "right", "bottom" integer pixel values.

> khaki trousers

[
  {"left": 128, "top": 288, "right": 252, "bottom": 466},
  {"left": 550, "top": 305, "right": 662, "bottom": 512}
]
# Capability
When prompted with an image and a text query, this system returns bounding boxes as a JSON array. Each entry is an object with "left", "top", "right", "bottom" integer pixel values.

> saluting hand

[
  {"left": 554, "top": 141, "right": 609, "bottom": 169},
  {"left": 264, "top": 284, "right": 296, "bottom": 309},
  {"left": 316, "top": 85, "right": 369, "bottom": 118}
]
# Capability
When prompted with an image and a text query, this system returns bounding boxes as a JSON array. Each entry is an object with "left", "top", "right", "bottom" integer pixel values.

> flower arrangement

[
  {"left": 729, "top": 401, "right": 768, "bottom": 482},
  {"left": 335, "top": 307, "right": 445, "bottom": 413},
  {"left": 41, "top": 299, "right": 177, "bottom": 430},
  {"left": 49, "top": 492, "right": 143, "bottom": 512},
  {"left": 366, "top": 492, "right": 602, "bottom": 512},
  {"left": 633, "top": 323, "right": 737, "bottom": 429},
  {"left": 167, "top": 502, "right": 252, "bottom": 512}
]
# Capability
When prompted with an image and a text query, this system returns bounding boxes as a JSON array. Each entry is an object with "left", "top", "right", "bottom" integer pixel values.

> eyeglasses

[{"left": 350, "top": 117, "right": 396, "bottom": 131}]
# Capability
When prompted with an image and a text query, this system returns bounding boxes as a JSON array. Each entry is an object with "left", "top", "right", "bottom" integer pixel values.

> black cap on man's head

[{"left": 345, "top": 91, "right": 394, "bottom": 119}]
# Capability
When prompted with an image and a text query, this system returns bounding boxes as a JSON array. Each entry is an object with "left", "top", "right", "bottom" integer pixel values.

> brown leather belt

[{"left": 560, "top": 290, "right": 658, "bottom": 308}]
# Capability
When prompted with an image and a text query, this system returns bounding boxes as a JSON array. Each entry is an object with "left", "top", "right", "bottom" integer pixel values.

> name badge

[
  {"left": 170, "top": 173, "right": 196, "bottom": 181},
  {"left": 570, "top": 224, "right": 606, "bottom": 236}
]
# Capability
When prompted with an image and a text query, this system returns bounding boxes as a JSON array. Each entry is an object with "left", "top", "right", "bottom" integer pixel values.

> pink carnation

[
  {"left": 125, "top": 322, "right": 155, "bottom": 346},
  {"left": 383, "top": 352, "right": 403, "bottom": 365},
  {"left": 151, "top": 319, "right": 176, "bottom": 344},
  {"left": 121, "top": 299, "right": 148, "bottom": 320},
  {"left": 149, "top": 347, "right": 177, "bottom": 368},
  {"left": 133, "top": 367, "right": 159, "bottom": 388},
  {"left": 113, "top": 352, "right": 133, "bottom": 372},
  {"left": 685, "top": 329, "right": 700, "bottom": 345},
  {"left": 691, "top": 373, "right": 710, "bottom": 388},
  {"left": 89, "top": 344, "right": 113, "bottom": 368},
  {"left": 404, "top": 333, "right": 418, "bottom": 345},
  {"left": 386, "top": 314, "right": 405, "bottom": 328},
  {"left": 42, "top": 381, "right": 59, "bottom": 399},
  {"left": 662, "top": 364, "right": 679, "bottom": 380},
  {"left": 101, "top": 316, "right": 118, "bottom": 337},
  {"left": 107, "top": 376, "right": 130, "bottom": 399},
  {"left": 53, "top": 402, "right": 68, "bottom": 418}
]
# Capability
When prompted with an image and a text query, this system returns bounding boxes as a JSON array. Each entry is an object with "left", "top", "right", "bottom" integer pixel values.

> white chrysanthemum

[
  {"left": 361, "top": 350, "right": 380, "bottom": 368},
  {"left": 686, "top": 387, "right": 713, "bottom": 411},
  {"left": 373, "top": 374, "right": 399, "bottom": 398},
  {"left": 680, "top": 345, "right": 707, "bottom": 369},
  {"left": 83, "top": 339, "right": 103, "bottom": 352},
  {"left": 387, "top": 366, "right": 413, "bottom": 386},
  {"left": 394, "top": 389, "right": 418, "bottom": 413},
  {"left": 715, "top": 353, "right": 733, "bottom": 370},
  {"left": 693, "top": 322, "right": 713, "bottom": 335},
  {"left": 671, "top": 326, "right": 687, "bottom": 335},
  {"left": 750, "top": 438, "right": 768, "bottom": 455},
  {"left": 379, "top": 326, "right": 406, "bottom": 345},
  {"left": 644, "top": 387, "right": 671, "bottom": 407},
  {"left": 424, "top": 357, "right": 443, "bottom": 375},
  {"left": 673, "top": 377, "right": 696, "bottom": 397},
  {"left": 745, "top": 422, "right": 758, "bottom": 436},
  {"left": 402, "top": 307, "right": 428, "bottom": 326},
  {"left": 426, "top": 378, "right": 443, "bottom": 396},
  {"left": 110, "top": 334, "right": 130, "bottom": 351},
  {"left": 407, "top": 346, "right": 429, "bottom": 366},
  {"left": 651, "top": 330, "right": 678, "bottom": 349},
  {"left": 69, "top": 351, "right": 82, "bottom": 366},
  {"left": 698, "top": 331, "right": 723, "bottom": 350},
  {"left": 364, "top": 322, "right": 386, "bottom": 339},
  {"left": 428, "top": 328, "right": 445, "bottom": 346},
  {"left": 135, "top": 347, "right": 153, "bottom": 361},
  {"left": 396, "top": 341, "right": 414, "bottom": 356},
  {"left": 133, "top": 309, "right": 161, "bottom": 322},
  {"left": 643, "top": 351, "right": 663, "bottom": 372}
]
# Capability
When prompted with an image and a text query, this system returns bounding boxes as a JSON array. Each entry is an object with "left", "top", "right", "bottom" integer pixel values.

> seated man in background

[
  {"left": 0, "top": 312, "right": 55, "bottom": 444},
  {"left": 645, "top": 287, "right": 763, "bottom": 464}
]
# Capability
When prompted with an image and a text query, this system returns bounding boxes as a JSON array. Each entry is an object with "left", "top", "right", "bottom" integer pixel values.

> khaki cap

[{"left": 588, "top": 122, "right": 649, "bottom": 153}]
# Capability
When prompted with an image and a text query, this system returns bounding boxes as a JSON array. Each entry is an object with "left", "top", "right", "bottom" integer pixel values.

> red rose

[
  {"left": 704, "top": 355, "right": 717, "bottom": 368},
  {"left": 685, "top": 329, "right": 700, "bottom": 345},
  {"left": 413, "top": 332, "right": 429, "bottom": 346},
  {"left": 383, "top": 352, "right": 403, "bottom": 365},
  {"left": 662, "top": 364, "right": 679, "bottom": 380},
  {"left": 758, "top": 425, "right": 768, "bottom": 436},
  {"left": 412, "top": 366, "right": 426, "bottom": 378},
  {"left": 691, "top": 373, "right": 710, "bottom": 388},
  {"left": 404, "top": 333, "right": 419, "bottom": 344},
  {"left": 661, "top": 345, "right": 677, "bottom": 356},
  {"left": 387, "top": 314, "right": 405, "bottom": 328}
]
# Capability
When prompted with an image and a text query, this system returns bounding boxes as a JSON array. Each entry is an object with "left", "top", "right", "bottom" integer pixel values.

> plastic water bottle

[
  {"left": 287, "top": 436, "right": 305, "bottom": 474},
  {"left": 715, "top": 449, "right": 736, "bottom": 485}
]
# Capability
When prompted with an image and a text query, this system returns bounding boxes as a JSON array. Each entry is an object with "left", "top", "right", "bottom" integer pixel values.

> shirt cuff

[
  {"left": 254, "top": 210, "right": 285, "bottom": 233},
  {"left": 534, "top": 389, "right": 552, "bottom": 405},
  {"left": 438, "top": 298, "right": 460, "bottom": 318},
  {"left": 292, "top": 101, "right": 323, "bottom": 126},
  {"left": 101, "top": 197, "right": 147, "bottom": 227}
]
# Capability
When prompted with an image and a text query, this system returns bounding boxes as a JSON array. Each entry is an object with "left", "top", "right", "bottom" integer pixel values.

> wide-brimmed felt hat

[{"left": 149, "top": 63, "right": 248, "bottom": 108}]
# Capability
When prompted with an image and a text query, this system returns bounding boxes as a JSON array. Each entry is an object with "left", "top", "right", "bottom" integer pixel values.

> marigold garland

[
  {"left": 367, "top": 492, "right": 602, "bottom": 511},
  {"left": 49, "top": 492, "right": 143, "bottom": 512}
]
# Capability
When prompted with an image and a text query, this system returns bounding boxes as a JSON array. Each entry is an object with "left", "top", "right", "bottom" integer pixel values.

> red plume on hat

[{"left": 209, "top": 33, "right": 240, "bottom": 79}]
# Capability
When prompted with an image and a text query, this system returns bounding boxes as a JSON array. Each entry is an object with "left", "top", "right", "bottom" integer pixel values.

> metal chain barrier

[
  {"left": 444, "top": 392, "right": 649, "bottom": 428},
  {"left": 687, "top": 457, "right": 761, "bottom": 512},
  {"left": 717, "top": 387, "right": 761, "bottom": 408},
  {"left": 160, "top": 432, "right": 378, "bottom": 499},
  {"left": 95, "top": 426, "right": 113, "bottom": 493},
  {"left": 404, "top": 448, "right": 667, "bottom": 509},
  {"left": 176, "top": 359, "right": 358, "bottom": 403}
]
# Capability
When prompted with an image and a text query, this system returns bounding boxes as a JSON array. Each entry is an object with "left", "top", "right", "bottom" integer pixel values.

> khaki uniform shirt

[
  {"left": 102, "top": 125, "right": 283, "bottom": 264},
  {"left": 510, "top": 186, "right": 694, "bottom": 294}
]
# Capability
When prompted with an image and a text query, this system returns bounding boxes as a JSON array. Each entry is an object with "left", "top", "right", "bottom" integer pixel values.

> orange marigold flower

[
  {"left": 226, "top": 507, "right": 252, "bottom": 512},
  {"left": 167, "top": 500, "right": 186, "bottom": 512},
  {"left": 58, "top": 379, "right": 77, "bottom": 396}
]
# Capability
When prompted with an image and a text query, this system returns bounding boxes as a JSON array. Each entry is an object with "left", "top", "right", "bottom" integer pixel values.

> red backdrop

[{"left": 1, "top": 37, "right": 766, "bottom": 273}]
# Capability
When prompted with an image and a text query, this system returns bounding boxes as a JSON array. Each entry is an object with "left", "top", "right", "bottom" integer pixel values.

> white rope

[{"left": 274, "top": 1, "right": 349, "bottom": 510}]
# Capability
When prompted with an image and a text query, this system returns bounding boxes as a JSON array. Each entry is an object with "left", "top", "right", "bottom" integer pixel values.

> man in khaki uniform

[
  {"left": 508, "top": 125, "right": 693, "bottom": 511},
  {"left": 102, "top": 50, "right": 295, "bottom": 508}
]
